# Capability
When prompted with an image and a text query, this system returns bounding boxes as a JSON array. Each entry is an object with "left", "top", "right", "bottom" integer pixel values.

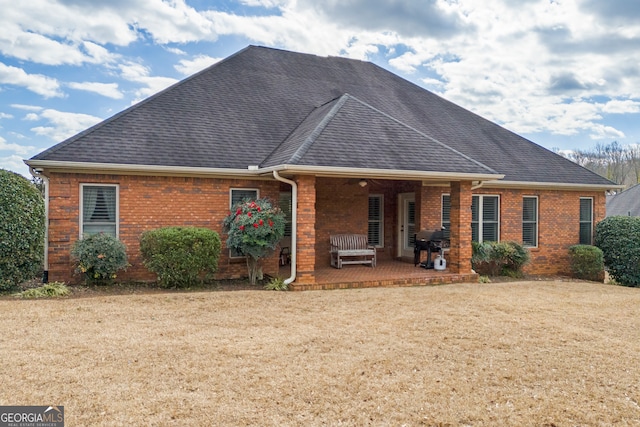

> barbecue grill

[{"left": 414, "top": 228, "right": 449, "bottom": 269}]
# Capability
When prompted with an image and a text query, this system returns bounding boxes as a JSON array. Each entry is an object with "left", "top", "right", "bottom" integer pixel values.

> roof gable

[{"left": 263, "top": 93, "right": 497, "bottom": 175}]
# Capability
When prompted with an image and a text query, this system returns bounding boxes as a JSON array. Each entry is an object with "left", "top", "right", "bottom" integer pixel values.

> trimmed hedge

[
  {"left": 0, "top": 170, "right": 45, "bottom": 290},
  {"left": 140, "top": 226, "right": 221, "bottom": 288},
  {"left": 472, "top": 241, "right": 530, "bottom": 277},
  {"left": 71, "top": 233, "right": 128, "bottom": 285},
  {"left": 568, "top": 245, "right": 604, "bottom": 281},
  {"left": 595, "top": 216, "right": 640, "bottom": 287}
]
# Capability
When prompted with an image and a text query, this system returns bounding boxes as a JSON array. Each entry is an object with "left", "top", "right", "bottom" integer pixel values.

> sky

[{"left": 2, "top": 0, "right": 640, "bottom": 178}]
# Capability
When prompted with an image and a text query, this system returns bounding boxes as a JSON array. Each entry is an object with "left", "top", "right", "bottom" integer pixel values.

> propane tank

[{"left": 434, "top": 254, "right": 447, "bottom": 271}]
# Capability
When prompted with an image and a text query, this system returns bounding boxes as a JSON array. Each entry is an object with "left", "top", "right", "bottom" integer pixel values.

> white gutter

[
  {"left": 29, "top": 167, "right": 49, "bottom": 283},
  {"left": 24, "top": 159, "right": 505, "bottom": 182},
  {"left": 479, "top": 179, "right": 624, "bottom": 191},
  {"left": 261, "top": 164, "right": 504, "bottom": 181},
  {"left": 272, "top": 171, "right": 297, "bottom": 285}
]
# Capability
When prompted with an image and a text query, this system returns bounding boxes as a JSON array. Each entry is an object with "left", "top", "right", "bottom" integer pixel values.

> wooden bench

[{"left": 330, "top": 234, "right": 377, "bottom": 269}]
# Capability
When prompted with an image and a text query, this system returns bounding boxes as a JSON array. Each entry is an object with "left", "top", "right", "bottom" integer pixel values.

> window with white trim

[
  {"left": 80, "top": 184, "right": 118, "bottom": 237},
  {"left": 229, "top": 188, "right": 259, "bottom": 257},
  {"left": 522, "top": 196, "right": 538, "bottom": 247},
  {"left": 579, "top": 197, "right": 593, "bottom": 245},
  {"left": 368, "top": 195, "right": 384, "bottom": 247},
  {"left": 472, "top": 195, "right": 499, "bottom": 242},
  {"left": 441, "top": 194, "right": 451, "bottom": 239}
]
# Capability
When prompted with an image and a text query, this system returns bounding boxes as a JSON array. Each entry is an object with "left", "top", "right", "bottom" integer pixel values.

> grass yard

[{"left": 2, "top": 280, "right": 640, "bottom": 426}]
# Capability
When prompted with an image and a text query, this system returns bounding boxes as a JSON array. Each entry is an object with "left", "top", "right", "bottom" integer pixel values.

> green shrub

[
  {"left": 14, "top": 282, "right": 69, "bottom": 299},
  {"left": 472, "top": 241, "right": 530, "bottom": 277},
  {"left": 264, "top": 276, "right": 288, "bottom": 291},
  {"left": 140, "top": 226, "right": 221, "bottom": 288},
  {"left": 0, "top": 169, "right": 45, "bottom": 290},
  {"left": 71, "top": 233, "right": 128, "bottom": 285},
  {"left": 568, "top": 245, "right": 604, "bottom": 281},
  {"left": 595, "top": 216, "right": 640, "bottom": 287}
]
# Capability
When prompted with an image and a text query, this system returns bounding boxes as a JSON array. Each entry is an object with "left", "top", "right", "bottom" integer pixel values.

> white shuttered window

[
  {"left": 80, "top": 184, "right": 118, "bottom": 238},
  {"left": 471, "top": 195, "right": 499, "bottom": 242},
  {"left": 579, "top": 197, "right": 593, "bottom": 245},
  {"left": 522, "top": 196, "right": 538, "bottom": 247},
  {"left": 368, "top": 195, "right": 384, "bottom": 247}
]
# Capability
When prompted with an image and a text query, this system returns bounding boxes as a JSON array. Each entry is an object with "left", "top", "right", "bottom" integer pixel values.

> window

[
  {"left": 579, "top": 197, "right": 593, "bottom": 245},
  {"left": 229, "top": 188, "right": 259, "bottom": 257},
  {"left": 441, "top": 194, "right": 451, "bottom": 239},
  {"left": 279, "top": 191, "right": 292, "bottom": 237},
  {"left": 368, "top": 195, "right": 384, "bottom": 247},
  {"left": 522, "top": 196, "right": 538, "bottom": 247},
  {"left": 80, "top": 184, "right": 118, "bottom": 237},
  {"left": 472, "top": 195, "right": 499, "bottom": 242}
]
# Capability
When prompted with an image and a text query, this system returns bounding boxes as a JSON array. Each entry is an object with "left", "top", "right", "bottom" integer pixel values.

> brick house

[{"left": 25, "top": 46, "right": 619, "bottom": 289}]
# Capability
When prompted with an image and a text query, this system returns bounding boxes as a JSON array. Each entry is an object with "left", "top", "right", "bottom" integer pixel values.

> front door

[{"left": 398, "top": 193, "right": 416, "bottom": 258}]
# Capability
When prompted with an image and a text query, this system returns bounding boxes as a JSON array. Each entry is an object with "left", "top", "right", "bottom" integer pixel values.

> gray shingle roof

[
  {"left": 31, "top": 45, "right": 614, "bottom": 185},
  {"left": 607, "top": 184, "right": 640, "bottom": 216}
]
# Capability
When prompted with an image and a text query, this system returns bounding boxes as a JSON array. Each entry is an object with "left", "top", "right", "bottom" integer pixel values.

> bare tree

[
  {"left": 562, "top": 141, "right": 639, "bottom": 188},
  {"left": 627, "top": 144, "right": 640, "bottom": 184}
]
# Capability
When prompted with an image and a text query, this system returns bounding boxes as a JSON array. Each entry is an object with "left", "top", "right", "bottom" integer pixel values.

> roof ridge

[
  {"left": 259, "top": 94, "right": 350, "bottom": 166},
  {"left": 343, "top": 94, "right": 499, "bottom": 175},
  {"left": 288, "top": 95, "right": 350, "bottom": 163}
]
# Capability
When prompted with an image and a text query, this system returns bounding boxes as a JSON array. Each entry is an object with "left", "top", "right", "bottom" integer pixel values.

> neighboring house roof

[
  {"left": 606, "top": 183, "right": 640, "bottom": 216},
  {"left": 29, "top": 45, "right": 615, "bottom": 187}
]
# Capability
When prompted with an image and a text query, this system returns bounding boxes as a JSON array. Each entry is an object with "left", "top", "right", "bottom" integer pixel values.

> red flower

[
  {"left": 239, "top": 225, "right": 245, "bottom": 231},
  {"left": 253, "top": 223, "right": 259, "bottom": 228},
  {"left": 247, "top": 212, "right": 252, "bottom": 217},
  {"left": 257, "top": 206, "right": 261, "bottom": 212},
  {"left": 268, "top": 220, "right": 274, "bottom": 227},
  {"left": 236, "top": 209, "right": 242, "bottom": 215},
  {"left": 259, "top": 219, "right": 264, "bottom": 226}
]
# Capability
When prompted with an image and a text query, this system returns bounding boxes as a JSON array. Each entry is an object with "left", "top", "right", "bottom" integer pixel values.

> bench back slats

[{"left": 330, "top": 234, "right": 369, "bottom": 251}]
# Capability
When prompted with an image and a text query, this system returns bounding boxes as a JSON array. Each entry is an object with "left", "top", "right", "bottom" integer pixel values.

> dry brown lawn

[{"left": 2, "top": 280, "right": 640, "bottom": 426}]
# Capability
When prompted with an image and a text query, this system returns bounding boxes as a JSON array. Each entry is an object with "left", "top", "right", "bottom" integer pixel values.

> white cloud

[
  {"left": 602, "top": 99, "right": 640, "bottom": 114},
  {"left": 166, "top": 47, "right": 187, "bottom": 55},
  {"left": 588, "top": 124, "right": 625, "bottom": 140},
  {"left": 0, "top": 63, "right": 63, "bottom": 98},
  {"left": 0, "top": 112, "right": 12, "bottom": 119},
  {"left": 118, "top": 61, "right": 178, "bottom": 102},
  {"left": 0, "top": 154, "right": 31, "bottom": 177},
  {"left": 67, "top": 82, "right": 124, "bottom": 99},
  {"left": 10, "top": 104, "right": 43, "bottom": 112},
  {"left": 29, "top": 109, "right": 102, "bottom": 142},
  {"left": 174, "top": 55, "right": 222, "bottom": 76},
  {"left": 0, "top": 136, "right": 36, "bottom": 155},
  {"left": 24, "top": 113, "right": 40, "bottom": 121}
]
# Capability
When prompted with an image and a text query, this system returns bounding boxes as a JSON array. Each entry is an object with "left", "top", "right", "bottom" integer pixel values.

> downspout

[
  {"left": 29, "top": 167, "right": 49, "bottom": 283},
  {"left": 471, "top": 180, "right": 485, "bottom": 191},
  {"left": 273, "top": 171, "right": 297, "bottom": 285}
]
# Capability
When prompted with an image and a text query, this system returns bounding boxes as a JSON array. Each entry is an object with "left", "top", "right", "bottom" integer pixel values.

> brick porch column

[
  {"left": 295, "top": 175, "right": 316, "bottom": 284},
  {"left": 449, "top": 181, "right": 473, "bottom": 274}
]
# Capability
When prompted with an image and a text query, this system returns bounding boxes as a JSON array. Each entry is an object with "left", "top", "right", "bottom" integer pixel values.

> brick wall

[
  {"left": 46, "top": 173, "right": 281, "bottom": 284},
  {"left": 295, "top": 175, "right": 317, "bottom": 283},
  {"left": 46, "top": 172, "right": 607, "bottom": 284},
  {"left": 422, "top": 185, "right": 607, "bottom": 276}
]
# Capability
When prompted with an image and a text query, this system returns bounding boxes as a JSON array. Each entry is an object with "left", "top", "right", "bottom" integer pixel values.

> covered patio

[{"left": 281, "top": 259, "right": 478, "bottom": 291}]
